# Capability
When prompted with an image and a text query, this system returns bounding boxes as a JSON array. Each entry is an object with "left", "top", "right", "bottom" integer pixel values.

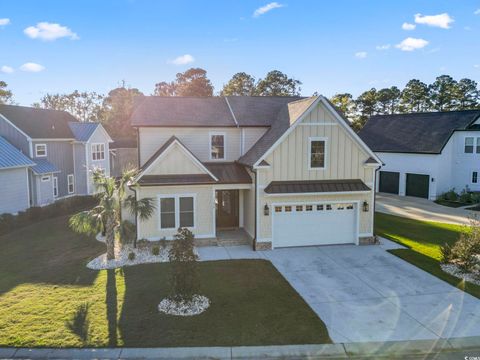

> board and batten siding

[
  {"left": 0, "top": 116, "right": 30, "bottom": 155},
  {"left": 0, "top": 167, "right": 30, "bottom": 214},
  {"left": 137, "top": 185, "right": 215, "bottom": 240},
  {"left": 257, "top": 100, "right": 375, "bottom": 241},
  {"left": 85, "top": 128, "right": 111, "bottom": 194},
  {"left": 73, "top": 143, "right": 88, "bottom": 195},
  {"left": 144, "top": 143, "right": 205, "bottom": 175},
  {"left": 32, "top": 140, "right": 74, "bottom": 198},
  {"left": 139, "top": 127, "right": 247, "bottom": 166}
]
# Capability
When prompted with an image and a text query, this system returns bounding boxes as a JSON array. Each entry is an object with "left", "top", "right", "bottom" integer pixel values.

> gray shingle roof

[
  {"left": 0, "top": 136, "right": 35, "bottom": 170},
  {"left": 358, "top": 110, "right": 480, "bottom": 154},
  {"left": 0, "top": 104, "right": 78, "bottom": 139},
  {"left": 68, "top": 122, "right": 99, "bottom": 142},
  {"left": 31, "top": 159, "right": 60, "bottom": 175},
  {"left": 238, "top": 97, "right": 319, "bottom": 167},
  {"left": 131, "top": 97, "right": 236, "bottom": 127}
]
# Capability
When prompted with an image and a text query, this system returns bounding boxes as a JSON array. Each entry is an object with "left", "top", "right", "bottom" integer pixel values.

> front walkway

[
  {"left": 197, "top": 240, "right": 480, "bottom": 343},
  {"left": 376, "top": 193, "right": 474, "bottom": 225}
]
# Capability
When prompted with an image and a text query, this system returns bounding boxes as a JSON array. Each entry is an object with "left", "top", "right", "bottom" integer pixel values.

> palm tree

[{"left": 69, "top": 168, "right": 155, "bottom": 260}]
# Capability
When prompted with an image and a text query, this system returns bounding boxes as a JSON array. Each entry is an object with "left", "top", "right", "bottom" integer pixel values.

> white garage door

[{"left": 272, "top": 203, "right": 357, "bottom": 248}]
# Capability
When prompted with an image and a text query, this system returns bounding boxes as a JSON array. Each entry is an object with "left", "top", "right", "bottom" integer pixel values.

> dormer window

[
  {"left": 91, "top": 143, "right": 105, "bottom": 161},
  {"left": 35, "top": 144, "right": 47, "bottom": 157},
  {"left": 210, "top": 133, "right": 225, "bottom": 160}
]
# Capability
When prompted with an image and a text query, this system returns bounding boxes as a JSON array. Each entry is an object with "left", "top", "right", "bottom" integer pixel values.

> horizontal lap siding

[
  {"left": 0, "top": 168, "right": 29, "bottom": 214},
  {"left": 137, "top": 185, "right": 214, "bottom": 240},
  {"left": 139, "top": 127, "right": 241, "bottom": 165},
  {"left": 145, "top": 143, "right": 205, "bottom": 175}
]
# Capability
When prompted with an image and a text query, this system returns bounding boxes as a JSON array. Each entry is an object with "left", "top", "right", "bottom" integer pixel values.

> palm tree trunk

[{"left": 105, "top": 215, "right": 116, "bottom": 260}]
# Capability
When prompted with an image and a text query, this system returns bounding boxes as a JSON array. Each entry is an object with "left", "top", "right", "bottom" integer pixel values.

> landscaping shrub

[
  {"left": 440, "top": 243, "right": 453, "bottom": 263},
  {"left": 137, "top": 239, "right": 149, "bottom": 249},
  {"left": 442, "top": 217, "right": 480, "bottom": 272},
  {"left": 152, "top": 246, "right": 160, "bottom": 256},
  {"left": 128, "top": 252, "right": 136, "bottom": 261},
  {"left": 0, "top": 196, "right": 97, "bottom": 236},
  {"left": 459, "top": 188, "right": 473, "bottom": 204},
  {"left": 168, "top": 227, "right": 199, "bottom": 302},
  {"left": 159, "top": 237, "right": 168, "bottom": 249},
  {"left": 440, "top": 189, "right": 458, "bottom": 202}
]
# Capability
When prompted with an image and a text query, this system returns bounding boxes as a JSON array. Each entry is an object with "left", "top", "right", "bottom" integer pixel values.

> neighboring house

[
  {"left": 0, "top": 136, "right": 35, "bottom": 214},
  {"left": 0, "top": 104, "right": 112, "bottom": 211},
  {"left": 129, "top": 96, "right": 381, "bottom": 250},
  {"left": 109, "top": 137, "right": 138, "bottom": 178},
  {"left": 358, "top": 110, "right": 480, "bottom": 200}
]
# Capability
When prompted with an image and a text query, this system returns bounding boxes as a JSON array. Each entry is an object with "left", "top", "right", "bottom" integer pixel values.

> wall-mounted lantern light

[
  {"left": 362, "top": 201, "right": 369, "bottom": 212},
  {"left": 264, "top": 204, "right": 270, "bottom": 216}
]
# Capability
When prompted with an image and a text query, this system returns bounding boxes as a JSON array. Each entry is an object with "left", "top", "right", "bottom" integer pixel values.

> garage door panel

[
  {"left": 406, "top": 173, "right": 429, "bottom": 199},
  {"left": 273, "top": 203, "right": 357, "bottom": 248},
  {"left": 379, "top": 171, "right": 400, "bottom": 194}
]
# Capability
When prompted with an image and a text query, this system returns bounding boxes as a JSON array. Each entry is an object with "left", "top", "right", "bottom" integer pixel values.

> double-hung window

[
  {"left": 465, "top": 137, "right": 480, "bottom": 154},
  {"left": 67, "top": 174, "right": 75, "bottom": 194},
  {"left": 309, "top": 138, "right": 326, "bottom": 169},
  {"left": 53, "top": 177, "right": 58, "bottom": 197},
  {"left": 210, "top": 133, "right": 225, "bottom": 160},
  {"left": 91, "top": 143, "right": 105, "bottom": 161},
  {"left": 35, "top": 144, "right": 47, "bottom": 157},
  {"left": 473, "top": 171, "right": 478, "bottom": 184},
  {"left": 159, "top": 195, "right": 195, "bottom": 229}
]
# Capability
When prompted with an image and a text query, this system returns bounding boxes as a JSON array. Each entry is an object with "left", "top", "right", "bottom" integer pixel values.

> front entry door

[{"left": 216, "top": 190, "right": 239, "bottom": 229}]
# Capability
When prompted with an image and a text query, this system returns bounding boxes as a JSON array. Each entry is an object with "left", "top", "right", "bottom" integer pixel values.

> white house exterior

[
  {"left": 359, "top": 110, "right": 480, "bottom": 200},
  {"left": 130, "top": 96, "right": 381, "bottom": 250}
]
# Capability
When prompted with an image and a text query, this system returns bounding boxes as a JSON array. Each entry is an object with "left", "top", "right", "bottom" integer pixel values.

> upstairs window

[
  {"left": 465, "top": 137, "right": 474, "bottom": 153},
  {"left": 91, "top": 143, "right": 105, "bottom": 161},
  {"left": 309, "top": 138, "right": 326, "bottom": 169},
  {"left": 210, "top": 133, "right": 225, "bottom": 160},
  {"left": 67, "top": 174, "right": 75, "bottom": 194},
  {"left": 35, "top": 144, "right": 47, "bottom": 157}
]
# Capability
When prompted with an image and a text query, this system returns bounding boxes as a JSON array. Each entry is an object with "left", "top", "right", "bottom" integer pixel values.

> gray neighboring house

[
  {"left": 109, "top": 137, "right": 138, "bottom": 178},
  {"left": 0, "top": 104, "right": 112, "bottom": 212},
  {"left": 0, "top": 136, "right": 35, "bottom": 214}
]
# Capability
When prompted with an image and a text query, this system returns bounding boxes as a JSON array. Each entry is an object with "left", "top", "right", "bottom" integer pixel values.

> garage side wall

[
  {"left": 0, "top": 167, "right": 30, "bottom": 214},
  {"left": 257, "top": 101, "right": 375, "bottom": 245}
]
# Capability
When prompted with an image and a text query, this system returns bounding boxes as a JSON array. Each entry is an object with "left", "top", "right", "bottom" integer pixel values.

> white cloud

[
  {"left": 1, "top": 65, "right": 14, "bottom": 73},
  {"left": 0, "top": 18, "right": 10, "bottom": 26},
  {"left": 414, "top": 13, "right": 454, "bottom": 29},
  {"left": 402, "top": 22, "right": 416, "bottom": 30},
  {"left": 395, "top": 37, "right": 429, "bottom": 51},
  {"left": 474, "top": 9, "right": 480, "bottom": 15},
  {"left": 19, "top": 62, "right": 45, "bottom": 72},
  {"left": 475, "top": 64, "right": 480, "bottom": 68},
  {"left": 376, "top": 44, "right": 391, "bottom": 50},
  {"left": 354, "top": 51, "right": 367, "bottom": 59},
  {"left": 168, "top": 54, "right": 195, "bottom": 65},
  {"left": 24, "top": 22, "right": 78, "bottom": 41},
  {"left": 253, "top": 2, "right": 284, "bottom": 17}
]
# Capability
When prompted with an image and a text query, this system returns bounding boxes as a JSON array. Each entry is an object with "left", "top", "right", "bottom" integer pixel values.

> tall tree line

[{"left": 331, "top": 75, "right": 480, "bottom": 131}]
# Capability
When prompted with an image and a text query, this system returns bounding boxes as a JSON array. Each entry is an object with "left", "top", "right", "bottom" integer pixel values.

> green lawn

[
  {"left": 0, "top": 216, "right": 330, "bottom": 347},
  {"left": 375, "top": 212, "right": 480, "bottom": 299}
]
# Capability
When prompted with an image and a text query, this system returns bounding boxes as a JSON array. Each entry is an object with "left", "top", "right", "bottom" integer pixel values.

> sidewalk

[{"left": 1, "top": 337, "right": 479, "bottom": 359}]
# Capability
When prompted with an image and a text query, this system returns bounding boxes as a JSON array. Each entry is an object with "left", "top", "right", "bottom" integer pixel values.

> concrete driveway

[
  {"left": 198, "top": 241, "right": 480, "bottom": 343},
  {"left": 376, "top": 193, "right": 474, "bottom": 225}
]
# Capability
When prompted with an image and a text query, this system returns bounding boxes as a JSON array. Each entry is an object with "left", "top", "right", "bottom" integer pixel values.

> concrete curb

[{"left": 1, "top": 337, "right": 479, "bottom": 359}]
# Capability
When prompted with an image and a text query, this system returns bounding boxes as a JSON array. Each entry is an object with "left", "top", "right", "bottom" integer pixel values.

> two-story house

[
  {"left": 358, "top": 110, "right": 480, "bottom": 200},
  {"left": 130, "top": 96, "right": 381, "bottom": 250},
  {"left": 0, "top": 104, "right": 112, "bottom": 212}
]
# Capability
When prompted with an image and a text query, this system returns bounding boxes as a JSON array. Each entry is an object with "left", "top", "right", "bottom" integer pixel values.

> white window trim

[
  {"left": 157, "top": 194, "right": 196, "bottom": 230},
  {"left": 308, "top": 137, "right": 328, "bottom": 170},
  {"left": 472, "top": 171, "right": 478, "bottom": 184},
  {"left": 41, "top": 175, "right": 51, "bottom": 182},
  {"left": 209, "top": 132, "right": 226, "bottom": 161},
  {"left": 91, "top": 143, "right": 106, "bottom": 161},
  {"left": 67, "top": 174, "right": 75, "bottom": 194},
  {"left": 35, "top": 144, "right": 47, "bottom": 158},
  {"left": 53, "top": 176, "right": 58, "bottom": 197}
]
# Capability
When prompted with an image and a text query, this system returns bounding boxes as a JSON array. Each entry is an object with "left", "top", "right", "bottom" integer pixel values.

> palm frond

[
  {"left": 124, "top": 195, "right": 156, "bottom": 221},
  {"left": 69, "top": 210, "right": 103, "bottom": 235}
]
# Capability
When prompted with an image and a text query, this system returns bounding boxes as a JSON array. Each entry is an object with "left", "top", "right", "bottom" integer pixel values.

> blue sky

[{"left": 1, "top": 0, "right": 480, "bottom": 105}]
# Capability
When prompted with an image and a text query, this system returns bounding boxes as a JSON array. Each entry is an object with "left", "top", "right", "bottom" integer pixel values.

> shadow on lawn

[{"left": 0, "top": 215, "right": 104, "bottom": 296}]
